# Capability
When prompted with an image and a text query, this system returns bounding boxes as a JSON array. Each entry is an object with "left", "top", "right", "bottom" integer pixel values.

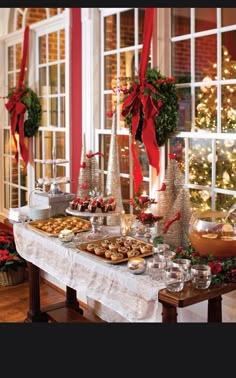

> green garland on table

[
  {"left": 8, "top": 86, "right": 42, "bottom": 137},
  {"left": 153, "top": 237, "right": 236, "bottom": 285}
]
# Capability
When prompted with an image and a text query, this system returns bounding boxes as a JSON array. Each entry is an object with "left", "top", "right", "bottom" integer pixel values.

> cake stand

[{"left": 65, "top": 207, "right": 122, "bottom": 242}]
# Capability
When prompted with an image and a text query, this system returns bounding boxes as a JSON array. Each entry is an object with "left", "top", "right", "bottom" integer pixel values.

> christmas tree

[{"left": 190, "top": 45, "right": 236, "bottom": 211}]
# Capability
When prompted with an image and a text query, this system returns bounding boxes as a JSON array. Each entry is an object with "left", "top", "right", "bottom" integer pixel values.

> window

[
  {"left": 97, "top": 8, "right": 151, "bottom": 213},
  {"left": 169, "top": 8, "right": 236, "bottom": 212},
  {"left": 0, "top": 8, "right": 70, "bottom": 214}
]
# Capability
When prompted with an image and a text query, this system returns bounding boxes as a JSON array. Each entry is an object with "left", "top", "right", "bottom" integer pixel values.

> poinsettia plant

[{"left": 0, "top": 230, "right": 26, "bottom": 272}]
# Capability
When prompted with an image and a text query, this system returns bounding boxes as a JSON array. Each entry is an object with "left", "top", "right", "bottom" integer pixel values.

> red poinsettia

[{"left": 0, "top": 230, "right": 26, "bottom": 272}]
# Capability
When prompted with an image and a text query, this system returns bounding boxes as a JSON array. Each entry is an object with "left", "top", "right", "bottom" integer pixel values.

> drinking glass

[
  {"left": 172, "top": 258, "right": 191, "bottom": 281},
  {"left": 163, "top": 266, "right": 185, "bottom": 292},
  {"left": 147, "top": 254, "right": 167, "bottom": 281},
  {"left": 191, "top": 264, "right": 212, "bottom": 289},
  {"left": 153, "top": 243, "right": 170, "bottom": 257},
  {"left": 159, "top": 250, "right": 176, "bottom": 267}
]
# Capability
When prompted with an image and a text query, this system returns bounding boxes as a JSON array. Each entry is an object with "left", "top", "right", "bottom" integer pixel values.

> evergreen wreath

[
  {"left": 8, "top": 86, "right": 42, "bottom": 137},
  {"left": 121, "top": 67, "right": 179, "bottom": 147}
]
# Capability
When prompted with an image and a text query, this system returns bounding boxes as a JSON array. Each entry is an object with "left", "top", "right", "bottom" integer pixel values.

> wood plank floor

[
  {"left": 0, "top": 278, "right": 105, "bottom": 323},
  {"left": 1, "top": 276, "right": 236, "bottom": 322}
]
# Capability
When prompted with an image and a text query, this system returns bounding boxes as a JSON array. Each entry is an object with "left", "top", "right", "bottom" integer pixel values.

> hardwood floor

[
  {"left": 1, "top": 275, "right": 236, "bottom": 323},
  {"left": 0, "top": 278, "right": 105, "bottom": 323}
]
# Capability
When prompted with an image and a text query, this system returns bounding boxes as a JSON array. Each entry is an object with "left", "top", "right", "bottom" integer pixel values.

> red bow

[
  {"left": 5, "top": 26, "right": 30, "bottom": 165},
  {"left": 5, "top": 88, "right": 28, "bottom": 164},
  {"left": 121, "top": 8, "right": 159, "bottom": 193}
]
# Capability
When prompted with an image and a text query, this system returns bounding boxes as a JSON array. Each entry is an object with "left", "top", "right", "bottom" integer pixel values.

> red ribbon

[
  {"left": 86, "top": 152, "right": 104, "bottom": 158},
  {"left": 5, "top": 26, "right": 29, "bottom": 165},
  {"left": 121, "top": 8, "right": 160, "bottom": 193},
  {"left": 163, "top": 211, "right": 181, "bottom": 234}
]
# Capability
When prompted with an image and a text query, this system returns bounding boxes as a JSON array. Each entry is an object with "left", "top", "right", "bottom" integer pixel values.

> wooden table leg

[
  {"left": 24, "top": 262, "right": 48, "bottom": 322},
  {"left": 66, "top": 286, "right": 83, "bottom": 315},
  {"left": 208, "top": 295, "right": 222, "bottom": 322},
  {"left": 160, "top": 302, "right": 178, "bottom": 323}
]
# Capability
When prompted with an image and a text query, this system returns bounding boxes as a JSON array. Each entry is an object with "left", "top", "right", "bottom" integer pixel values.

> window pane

[
  {"left": 195, "top": 8, "right": 216, "bottom": 32},
  {"left": 189, "top": 139, "right": 212, "bottom": 186},
  {"left": 178, "top": 88, "right": 191, "bottom": 132},
  {"left": 195, "top": 35, "right": 217, "bottom": 82},
  {"left": 221, "top": 84, "right": 236, "bottom": 133},
  {"left": 216, "top": 139, "right": 236, "bottom": 191},
  {"left": 120, "top": 9, "right": 134, "bottom": 48},
  {"left": 222, "top": 8, "right": 236, "bottom": 27},
  {"left": 104, "top": 54, "right": 117, "bottom": 91},
  {"left": 8, "top": 46, "right": 14, "bottom": 71},
  {"left": 138, "top": 8, "right": 145, "bottom": 45},
  {"left": 60, "top": 30, "right": 65, "bottom": 59},
  {"left": 50, "top": 97, "right": 58, "bottom": 126},
  {"left": 195, "top": 86, "right": 217, "bottom": 132},
  {"left": 171, "top": 8, "right": 190, "bottom": 37},
  {"left": 39, "top": 35, "right": 47, "bottom": 64},
  {"left": 172, "top": 40, "right": 190, "bottom": 83},
  {"left": 49, "top": 64, "right": 58, "bottom": 94},
  {"left": 221, "top": 40, "right": 236, "bottom": 80},
  {"left": 48, "top": 31, "right": 58, "bottom": 62},
  {"left": 104, "top": 15, "right": 116, "bottom": 51}
]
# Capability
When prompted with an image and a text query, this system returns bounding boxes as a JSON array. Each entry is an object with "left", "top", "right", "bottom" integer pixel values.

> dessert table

[{"left": 13, "top": 222, "right": 224, "bottom": 323}]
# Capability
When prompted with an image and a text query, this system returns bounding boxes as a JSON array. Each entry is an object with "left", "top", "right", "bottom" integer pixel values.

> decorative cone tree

[{"left": 158, "top": 156, "right": 192, "bottom": 249}]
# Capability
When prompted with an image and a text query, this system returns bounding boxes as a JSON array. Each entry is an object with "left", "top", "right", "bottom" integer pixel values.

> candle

[
  {"left": 127, "top": 257, "right": 146, "bottom": 274},
  {"left": 139, "top": 191, "right": 148, "bottom": 202}
]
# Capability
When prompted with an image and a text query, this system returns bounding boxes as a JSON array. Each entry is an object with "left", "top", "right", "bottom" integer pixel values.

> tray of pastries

[
  {"left": 76, "top": 236, "right": 154, "bottom": 264},
  {"left": 27, "top": 216, "right": 91, "bottom": 237}
]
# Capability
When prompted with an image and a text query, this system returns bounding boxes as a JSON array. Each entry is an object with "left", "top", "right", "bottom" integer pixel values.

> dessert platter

[
  {"left": 76, "top": 235, "right": 154, "bottom": 265},
  {"left": 65, "top": 194, "right": 122, "bottom": 240},
  {"left": 27, "top": 216, "right": 91, "bottom": 237}
]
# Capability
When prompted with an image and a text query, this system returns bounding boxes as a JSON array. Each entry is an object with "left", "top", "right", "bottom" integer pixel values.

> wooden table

[{"left": 158, "top": 281, "right": 236, "bottom": 323}]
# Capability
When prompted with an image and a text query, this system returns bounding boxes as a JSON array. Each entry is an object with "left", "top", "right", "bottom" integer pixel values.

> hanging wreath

[
  {"left": 121, "top": 67, "right": 179, "bottom": 147},
  {"left": 7, "top": 86, "right": 42, "bottom": 137}
]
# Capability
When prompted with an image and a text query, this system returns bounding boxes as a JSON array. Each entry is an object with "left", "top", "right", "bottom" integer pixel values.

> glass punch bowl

[{"left": 189, "top": 208, "right": 236, "bottom": 260}]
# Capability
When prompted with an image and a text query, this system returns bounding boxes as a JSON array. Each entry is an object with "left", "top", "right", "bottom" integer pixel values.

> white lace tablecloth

[{"left": 13, "top": 223, "right": 208, "bottom": 322}]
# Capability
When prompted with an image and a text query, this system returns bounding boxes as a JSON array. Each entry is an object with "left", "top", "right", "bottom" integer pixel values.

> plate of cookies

[
  {"left": 76, "top": 236, "right": 154, "bottom": 264},
  {"left": 27, "top": 216, "right": 91, "bottom": 237}
]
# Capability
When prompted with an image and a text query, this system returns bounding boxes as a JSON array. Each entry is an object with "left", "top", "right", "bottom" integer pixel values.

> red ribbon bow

[
  {"left": 121, "top": 8, "right": 159, "bottom": 194},
  {"left": 5, "top": 26, "right": 29, "bottom": 165}
]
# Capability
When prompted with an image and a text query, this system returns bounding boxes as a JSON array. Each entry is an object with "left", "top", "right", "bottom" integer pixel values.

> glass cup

[
  {"left": 153, "top": 243, "right": 170, "bottom": 256},
  {"left": 147, "top": 255, "right": 167, "bottom": 282},
  {"left": 159, "top": 250, "right": 176, "bottom": 267},
  {"left": 191, "top": 264, "right": 212, "bottom": 289},
  {"left": 172, "top": 258, "right": 191, "bottom": 282},
  {"left": 120, "top": 213, "right": 136, "bottom": 236},
  {"left": 163, "top": 266, "right": 185, "bottom": 292}
]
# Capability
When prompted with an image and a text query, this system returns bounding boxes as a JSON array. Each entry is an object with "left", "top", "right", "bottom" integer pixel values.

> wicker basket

[{"left": 0, "top": 267, "right": 25, "bottom": 286}]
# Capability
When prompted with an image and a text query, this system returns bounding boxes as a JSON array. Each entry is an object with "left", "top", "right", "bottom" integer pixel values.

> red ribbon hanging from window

[
  {"left": 5, "top": 25, "right": 30, "bottom": 165},
  {"left": 122, "top": 8, "right": 160, "bottom": 194}
]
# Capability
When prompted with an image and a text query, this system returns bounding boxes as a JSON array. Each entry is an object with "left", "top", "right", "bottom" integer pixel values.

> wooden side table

[{"left": 158, "top": 281, "right": 236, "bottom": 323}]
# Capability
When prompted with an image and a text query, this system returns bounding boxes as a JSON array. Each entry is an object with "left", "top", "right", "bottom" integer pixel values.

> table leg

[
  {"left": 66, "top": 286, "right": 83, "bottom": 315},
  {"left": 208, "top": 295, "right": 222, "bottom": 322},
  {"left": 25, "top": 262, "right": 48, "bottom": 322},
  {"left": 160, "top": 302, "right": 178, "bottom": 323}
]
